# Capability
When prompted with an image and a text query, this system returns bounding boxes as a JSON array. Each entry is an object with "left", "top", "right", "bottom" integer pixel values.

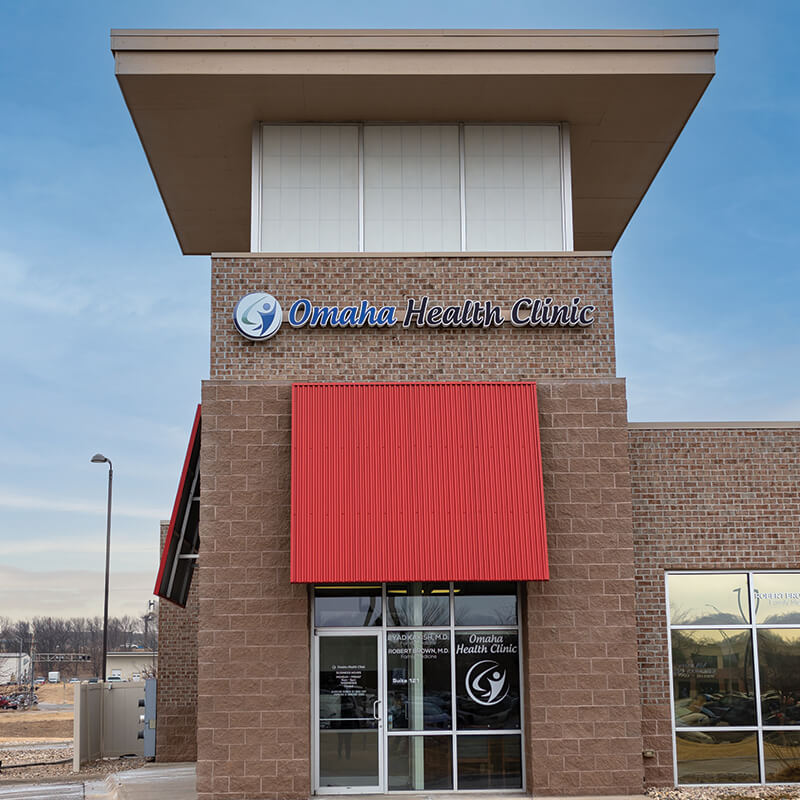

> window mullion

[{"left": 358, "top": 124, "right": 365, "bottom": 252}]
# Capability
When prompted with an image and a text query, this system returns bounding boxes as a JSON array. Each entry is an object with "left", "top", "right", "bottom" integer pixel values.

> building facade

[{"left": 113, "top": 28, "right": 800, "bottom": 799}]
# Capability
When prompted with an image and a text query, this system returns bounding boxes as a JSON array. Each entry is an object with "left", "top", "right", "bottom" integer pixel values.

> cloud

[
  {"left": 0, "top": 564, "right": 155, "bottom": 620},
  {"left": 0, "top": 537, "right": 157, "bottom": 556},
  {"left": 0, "top": 250, "right": 92, "bottom": 316},
  {"left": 0, "top": 490, "right": 164, "bottom": 520}
]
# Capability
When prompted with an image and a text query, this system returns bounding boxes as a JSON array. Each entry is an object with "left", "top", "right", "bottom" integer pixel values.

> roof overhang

[{"left": 111, "top": 28, "right": 718, "bottom": 255}]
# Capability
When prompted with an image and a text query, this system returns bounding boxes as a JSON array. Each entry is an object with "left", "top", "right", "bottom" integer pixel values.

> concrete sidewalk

[
  {"left": 86, "top": 763, "right": 196, "bottom": 800},
  {"left": 78, "top": 762, "right": 649, "bottom": 800}
]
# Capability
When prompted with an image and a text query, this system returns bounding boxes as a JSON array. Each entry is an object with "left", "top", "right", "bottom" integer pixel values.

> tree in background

[{"left": 0, "top": 606, "right": 158, "bottom": 680}]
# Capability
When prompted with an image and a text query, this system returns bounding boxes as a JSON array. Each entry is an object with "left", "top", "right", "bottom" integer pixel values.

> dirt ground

[
  {"left": 0, "top": 711, "right": 73, "bottom": 742},
  {"left": 0, "top": 683, "right": 75, "bottom": 743}
]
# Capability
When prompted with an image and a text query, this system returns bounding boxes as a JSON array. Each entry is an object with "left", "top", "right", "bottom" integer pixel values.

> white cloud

[
  {"left": 0, "top": 565, "right": 156, "bottom": 620},
  {"left": 0, "top": 249, "right": 92, "bottom": 316},
  {"left": 0, "top": 490, "right": 163, "bottom": 520}
]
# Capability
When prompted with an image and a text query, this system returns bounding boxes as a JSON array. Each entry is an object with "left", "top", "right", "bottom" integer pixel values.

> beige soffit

[{"left": 111, "top": 29, "right": 718, "bottom": 256}]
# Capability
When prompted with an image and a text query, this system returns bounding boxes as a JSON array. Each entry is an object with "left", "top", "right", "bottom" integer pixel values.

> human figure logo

[
  {"left": 233, "top": 292, "right": 283, "bottom": 340},
  {"left": 465, "top": 660, "right": 509, "bottom": 706}
]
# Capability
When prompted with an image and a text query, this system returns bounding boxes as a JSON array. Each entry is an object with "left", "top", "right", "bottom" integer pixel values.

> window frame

[
  {"left": 666, "top": 570, "right": 800, "bottom": 787},
  {"left": 251, "top": 122, "right": 573, "bottom": 254}
]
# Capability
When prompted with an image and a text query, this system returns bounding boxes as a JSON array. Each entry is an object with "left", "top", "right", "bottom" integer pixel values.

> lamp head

[{"left": 91, "top": 454, "right": 109, "bottom": 464}]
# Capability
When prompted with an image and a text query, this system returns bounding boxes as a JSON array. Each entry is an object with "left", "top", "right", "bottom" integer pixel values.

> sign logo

[
  {"left": 465, "top": 660, "right": 509, "bottom": 706},
  {"left": 233, "top": 293, "right": 283, "bottom": 341}
]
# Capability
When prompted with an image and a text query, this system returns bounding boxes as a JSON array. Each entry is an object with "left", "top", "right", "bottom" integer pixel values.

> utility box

[{"left": 137, "top": 678, "right": 156, "bottom": 759}]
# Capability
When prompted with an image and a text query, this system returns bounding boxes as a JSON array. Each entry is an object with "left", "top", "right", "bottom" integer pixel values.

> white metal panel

[
  {"left": 260, "top": 125, "right": 359, "bottom": 252},
  {"left": 464, "top": 124, "right": 564, "bottom": 251},
  {"left": 363, "top": 126, "right": 460, "bottom": 252}
]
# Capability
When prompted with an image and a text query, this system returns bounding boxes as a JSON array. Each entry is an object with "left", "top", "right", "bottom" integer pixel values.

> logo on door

[{"left": 465, "top": 660, "right": 509, "bottom": 706}]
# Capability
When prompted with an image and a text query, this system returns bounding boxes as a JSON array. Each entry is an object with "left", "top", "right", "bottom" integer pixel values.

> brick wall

[
  {"left": 157, "top": 519, "right": 199, "bottom": 762},
  {"left": 211, "top": 255, "right": 615, "bottom": 381},
  {"left": 527, "top": 379, "right": 643, "bottom": 795},
  {"left": 198, "top": 378, "right": 646, "bottom": 799},
  {"left": 198, "top": 383, "right": 308, "bottom": 800},
  {"left": 195, "top": 253, "right": 643, "bottom": 799},
  {"left": 629, "top": 425, "right": 800, "bottom": 786}
]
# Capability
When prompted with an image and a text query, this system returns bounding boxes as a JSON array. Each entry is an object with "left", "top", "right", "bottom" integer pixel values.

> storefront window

[
  {"left": 670, "top": 629, "right": 756, "bottom": 727},
  {"left": 386, "top": 631, "right": 452, "bottom": 730},
  {"left": 758, "top": 629, "right": 800, "bottom": 725},
  {"left": 455, "top": 631, "right": 520, "bottom": 731},
  {"left": 388, "top": 735, "right": 453, "bottom": 791},
  {"left": 456, "top": 734, "right": 522, "bottom": 789},
  {"left": 763, "top": 731, "right": 800, "bottom": 783},
  {"left": 453, "top": 582, "right": 517, "bottom": 626},
  {"left": 314, "top": 583, "right": 523, "bottom": 791},
  {"left": 668, "top": 572, "right": 750, "bottom": 624},
  {"left": 753, "top": 574, "right": 800, "bottom": 624},
  {"left": 386, "top": 583, "right": 450, "bottom": 627},
  {"left": 675, "top": 731, "right": 760, "bottom": 784},
  {"left": 315, "top": 585, "right": 382, "bottom": 627},
  {"left": 667, "top": 572, "right": 800, "bottom": 786}
]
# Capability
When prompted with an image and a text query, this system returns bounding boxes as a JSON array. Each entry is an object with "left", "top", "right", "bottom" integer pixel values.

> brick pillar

[
  {"left": 525, "top": 379, "right": 644, "bottom": 795},
  {"left": 157, "top": 520, "right": 199, "bottom": 762},
  {"left": 197, "top": 382, "right": 310, "bottom": 800}
]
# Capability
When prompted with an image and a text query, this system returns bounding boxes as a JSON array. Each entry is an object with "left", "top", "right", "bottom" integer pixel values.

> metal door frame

[{"left": 313, "top": 628, "right": 386, "bottom": 794}]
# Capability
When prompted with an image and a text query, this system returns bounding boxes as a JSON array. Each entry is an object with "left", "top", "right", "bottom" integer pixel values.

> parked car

[
  {"left": 34, "top": 677, "right": 45, "bottom": 685},
  {"left": 0, "top": 696, "right": 18, "bottom": 710},
  {"left": 68, "top": 678, "right": 81, "bottom": 683}
]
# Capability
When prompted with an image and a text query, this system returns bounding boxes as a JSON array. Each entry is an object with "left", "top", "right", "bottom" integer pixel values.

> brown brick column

[
  {"left": 197, "top": 382, "right": 309, "bottom": 800},
  {"left": 525, "top": 379, "right": 644, "bottom": 795},
  {"left": 157, "top": 520, "right": 199, "bottom": 763}
]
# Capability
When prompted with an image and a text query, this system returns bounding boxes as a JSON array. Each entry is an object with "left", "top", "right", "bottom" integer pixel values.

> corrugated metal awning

[
  {"left": 155, "top": 404, "right": 200, "bottom": 606},
  {"left": 290, "top": 382, "right": 548, "bottom": 583}
]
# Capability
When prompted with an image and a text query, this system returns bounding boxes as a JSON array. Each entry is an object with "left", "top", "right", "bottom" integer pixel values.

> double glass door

[{"left": 317, "top": 632, "right": 384, "bottom": 792}]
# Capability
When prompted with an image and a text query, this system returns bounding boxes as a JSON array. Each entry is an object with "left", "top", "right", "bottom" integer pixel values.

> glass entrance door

[{"left": 316, "top": 632, "right": 384, "bottom": 793}]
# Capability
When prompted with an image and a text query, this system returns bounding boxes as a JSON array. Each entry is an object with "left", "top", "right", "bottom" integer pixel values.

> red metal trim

[
  {"left": 154, "top": 404, "right": 201, "bottom": 597},
  {"left": 290, "top": 382, "right": 548, "bottom": 583}
]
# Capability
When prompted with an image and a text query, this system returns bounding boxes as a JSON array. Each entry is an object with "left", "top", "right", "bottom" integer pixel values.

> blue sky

[{"left": 0, "top": 1, "right": 797, "bottom": 619}]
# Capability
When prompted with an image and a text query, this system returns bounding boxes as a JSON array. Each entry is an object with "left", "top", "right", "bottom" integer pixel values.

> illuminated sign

[{"left": 233, "top": 293, "right": 595, "bottom": 340}]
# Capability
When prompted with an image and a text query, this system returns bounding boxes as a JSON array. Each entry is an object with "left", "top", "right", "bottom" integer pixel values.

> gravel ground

[
  {"left": 0, "top": 744, "right": 146, "bottom": 782},
  {"left": 648, "top": 786, "right": 800, "bottom": 800}
]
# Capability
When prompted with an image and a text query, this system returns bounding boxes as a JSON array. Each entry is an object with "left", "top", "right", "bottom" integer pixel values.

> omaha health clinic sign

[{"left": 234, "top": 292, "right": 596, "bottom": 342}]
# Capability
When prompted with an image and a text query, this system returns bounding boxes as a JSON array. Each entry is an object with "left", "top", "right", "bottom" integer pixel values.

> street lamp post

[{"left": 91, "top": 454, "right": 113, "bottom": 683}]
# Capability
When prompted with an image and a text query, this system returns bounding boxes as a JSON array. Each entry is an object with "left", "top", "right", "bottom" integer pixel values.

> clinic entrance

[{"left": 312, "top": 584, "right": 525, "bottom": 794}]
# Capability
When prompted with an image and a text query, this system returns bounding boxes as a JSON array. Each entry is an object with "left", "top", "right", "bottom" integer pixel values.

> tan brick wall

[
  {"left": 211, "top": 255, "right": 615, "bottom": 382},
  {"left": 629, "top": 426, "right": 800, "bottom": 786},
  {"left": 527, "top": 379, "right": 643, "bottom": 795},
  {"left": 198, "top": 382, "right": 308, "bottom": 800},
  {"left": 198, "top": 378, "right": 645, "bottom": 799},
  {"left": 157, "top": 520, "right": 199, "bottom": 762},
  {"left": 196, "top": 253, "right": 644, "bottom": 799}
]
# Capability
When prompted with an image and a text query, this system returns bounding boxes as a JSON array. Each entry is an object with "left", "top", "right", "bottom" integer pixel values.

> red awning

[
  {"left": 155, "top": 404, "right": 201, "bottom": 606},
  {"left": 290, "top": 383, "right": 548, "bottom": 583}
]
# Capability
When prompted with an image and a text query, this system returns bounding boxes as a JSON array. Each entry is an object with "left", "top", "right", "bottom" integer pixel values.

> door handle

[{"left": 372, "top": 699, "right": 380, "bottom": 720}]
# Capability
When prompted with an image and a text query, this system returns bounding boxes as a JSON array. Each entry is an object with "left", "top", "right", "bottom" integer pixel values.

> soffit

[{"left": 112, "top": 29, "right": 718, "bottom": 255}]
